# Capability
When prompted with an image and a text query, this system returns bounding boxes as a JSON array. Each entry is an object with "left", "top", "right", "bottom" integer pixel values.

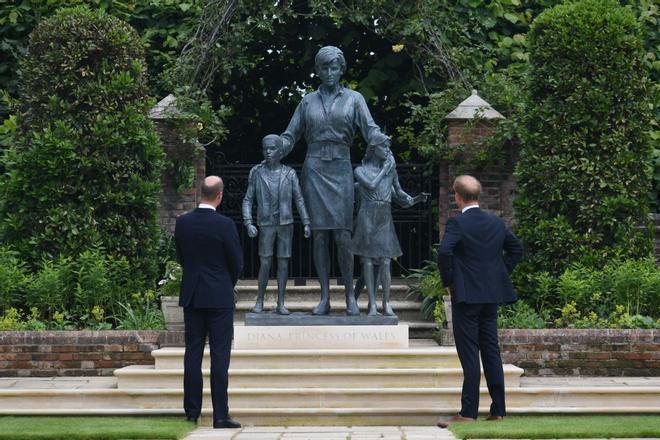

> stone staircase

[
  {"left": 1, "top": 339, "right": 658, "bottom": 425},
  {"left": 161, "top": 280, "right": 438, "bottom": 339}
]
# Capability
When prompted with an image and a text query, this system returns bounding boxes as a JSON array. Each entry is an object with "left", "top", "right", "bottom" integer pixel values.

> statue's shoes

[
  {"left": 312, "top": 301, "right": 331, "bottom": 315},
  {"left": 276, "top": 306, "right": 291, "bottom": 315}
]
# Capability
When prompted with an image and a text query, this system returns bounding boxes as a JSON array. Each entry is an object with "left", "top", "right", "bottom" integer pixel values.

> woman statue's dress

[{"left": 281, "top": 86, "right": 382, "bottom": 231}]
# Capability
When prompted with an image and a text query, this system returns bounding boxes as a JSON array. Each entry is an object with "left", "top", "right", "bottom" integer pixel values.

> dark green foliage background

[
  {"left": 0, "top": 7, "right": 163, "bottom": 289},
  {"left": 514, "top": 0, "right": 654, "bottom": 299}
]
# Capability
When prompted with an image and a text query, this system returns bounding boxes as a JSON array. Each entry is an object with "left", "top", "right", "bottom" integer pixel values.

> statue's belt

[{"left": 306, "top": 142, "right": 350, "bottom": 161}]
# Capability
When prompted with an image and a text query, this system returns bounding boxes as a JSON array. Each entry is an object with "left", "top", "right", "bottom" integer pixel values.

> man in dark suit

[
  {"left": 436, "top": 175, "right": 523, "bottom": 428},
  {"left": 175, "top": 176, "right": 243, "bottom": 429}
]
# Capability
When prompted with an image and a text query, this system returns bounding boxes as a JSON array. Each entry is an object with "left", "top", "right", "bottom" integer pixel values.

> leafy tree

[
  {"left": 0, "top": 7, "right": 164, "bottom": 287},
  {"left": 514, "top": 0, "right": 654, "bottom": 289},
  {"left": 0, "top": 1, "right": 200, "bottom": 112}
]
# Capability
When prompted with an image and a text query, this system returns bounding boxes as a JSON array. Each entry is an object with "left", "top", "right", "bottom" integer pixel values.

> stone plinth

[{"left": 234, "top": 325, "right": 409, "bottom": 349}]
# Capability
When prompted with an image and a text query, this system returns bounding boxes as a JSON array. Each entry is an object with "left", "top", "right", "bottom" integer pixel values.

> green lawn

[
  {"left": 449, "top": 415, "right": 660, "bottom": 439},
  {"left": 0, "top": 417, "right": 195, "bottom": 440}
]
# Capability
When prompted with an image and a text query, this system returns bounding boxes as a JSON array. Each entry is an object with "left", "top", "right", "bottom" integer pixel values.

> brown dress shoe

[
  {"left": 436, "top": 414, "right": 476, "bottom": 428},
  {"left": 486, "top": 415, "right": 503, "bottom": 421}
]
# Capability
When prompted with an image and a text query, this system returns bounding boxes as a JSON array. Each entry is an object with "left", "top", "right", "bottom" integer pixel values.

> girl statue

[{"left": 351, "top": 133, "right": 429, "bottom": 316}]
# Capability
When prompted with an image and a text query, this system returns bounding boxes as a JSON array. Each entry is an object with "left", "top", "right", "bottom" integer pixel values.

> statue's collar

[{"left": 317, "top": 85, "right": 344, "bottom": 97}]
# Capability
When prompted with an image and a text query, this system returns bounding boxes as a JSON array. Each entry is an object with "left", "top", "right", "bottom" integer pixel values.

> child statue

[
  {"left": 242, "top": 134, "right": 311, "bottom": 315},
  {"left": 351, "top": 133, "right": 429, "bottom": 316}
]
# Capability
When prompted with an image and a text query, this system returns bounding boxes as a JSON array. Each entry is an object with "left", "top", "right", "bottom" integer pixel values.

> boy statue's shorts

[{"left": 258, "top": 224, "right": 293, "bottom": 258}]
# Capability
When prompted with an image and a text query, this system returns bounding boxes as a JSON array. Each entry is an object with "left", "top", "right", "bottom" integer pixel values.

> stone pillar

[
  {"left": 149, "top": 95, "right": 206, "bottom": 234},
  {"left": 439, "top": 89, "right": 516, "bottom": 237},
  {"left": 439, "top": 90, "right": 516, "bottom": 339}
]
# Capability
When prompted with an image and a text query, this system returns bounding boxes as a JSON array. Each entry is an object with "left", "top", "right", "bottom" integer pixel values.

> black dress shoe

[
  {"left": 213, "top": 418, "right": 241, "bottom": 429},
  {"left": 185, "top": 416, "right": 198, "bottom": 423}
]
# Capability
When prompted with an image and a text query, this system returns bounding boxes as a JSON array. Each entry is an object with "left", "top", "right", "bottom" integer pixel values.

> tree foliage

[
  {"left": 0, "top": 7, "right": 164, "bottom": 286},
  {"left": 514, "top": 0, "right": 654, "bottom": 299}
]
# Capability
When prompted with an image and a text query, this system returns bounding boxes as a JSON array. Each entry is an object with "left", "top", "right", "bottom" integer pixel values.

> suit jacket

[
  {"left": 437, "top": 207, "right": 523, "bottom": 305},
  {"left": 175, "top": 208, "right": 243, "bottom": 309},
  {"left": 242, "top": 164, "right": 310, "bottom": 227}
]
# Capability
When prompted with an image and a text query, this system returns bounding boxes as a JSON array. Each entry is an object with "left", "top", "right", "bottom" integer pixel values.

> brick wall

[
  {"left": 0, "top": 331, "right": 163, "bottom": 377},
  {"left": 440, "top": 329, "right": 659, "bottom": 376},
  {"left": 154, "top": 121, "right": 206, "bottom": 234},
  {"left": 2, "top": 330, "right": 657, "bottom": 377},
  {"left": 439, "top": 120, "right": 518, "bottom": 236}
]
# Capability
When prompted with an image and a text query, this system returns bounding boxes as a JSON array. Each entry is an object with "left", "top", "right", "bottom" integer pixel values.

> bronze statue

[
  {"left": 352, "top": 133, "right": 429, "bottom": 316},
  {"left": 280, "top": 45, "right": 384, "bottom": 316},
  {"left": 242, "top": 134, "right": 311, "bottom": 315}
]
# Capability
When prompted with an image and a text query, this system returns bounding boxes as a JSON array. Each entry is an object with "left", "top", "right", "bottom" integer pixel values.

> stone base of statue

[{"left": 235, "top": 323, "right": 408, "bottom": 349}]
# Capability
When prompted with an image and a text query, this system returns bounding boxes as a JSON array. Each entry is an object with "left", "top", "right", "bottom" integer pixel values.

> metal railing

[{"left": 217, "top": 163, "right": 436, "bottom": 279}]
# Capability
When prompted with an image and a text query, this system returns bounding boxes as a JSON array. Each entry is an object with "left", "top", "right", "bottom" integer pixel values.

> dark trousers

[
  {"left": 451, "top": 302, "right": 505, "bottom": 419},
  {"left": 183, "top": 308, "right": 234, "bottom": 421}
]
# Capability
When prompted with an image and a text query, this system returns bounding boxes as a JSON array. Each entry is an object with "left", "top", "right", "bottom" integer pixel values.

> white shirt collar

[
  {"left": 462, "top": 204, "right": 479, "bottom": 213},
  {"left": 198, "top": 203, "right": 216, "bottom": 210}
]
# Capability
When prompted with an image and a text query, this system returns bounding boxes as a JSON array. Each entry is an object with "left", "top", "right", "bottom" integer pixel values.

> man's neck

[
  {"left": 199, "top": 201, "right": 217, "bottom": 209},
  {"left": 265, "top": 161, "right": 281, "bottom": 170},
  {"left": 461, "top": 203, "right": 479, "bottom": 213}
]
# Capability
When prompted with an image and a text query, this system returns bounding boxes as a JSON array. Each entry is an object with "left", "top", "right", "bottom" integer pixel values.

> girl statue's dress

[{"left": 351, "top": 164, "right": 402, "bottom": 260}]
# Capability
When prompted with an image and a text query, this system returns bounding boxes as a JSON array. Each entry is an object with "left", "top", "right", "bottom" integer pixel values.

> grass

[
  {"left": 449, "top": 415, "right": 660, "bottom": 439},
  {"left": 0, "top": 416, "right": 195, "bottom": 440}
]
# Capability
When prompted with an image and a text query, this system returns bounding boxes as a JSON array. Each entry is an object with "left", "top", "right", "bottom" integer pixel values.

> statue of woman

[{"left": 281, "top": 46, "right": 383, "bottom": 315}]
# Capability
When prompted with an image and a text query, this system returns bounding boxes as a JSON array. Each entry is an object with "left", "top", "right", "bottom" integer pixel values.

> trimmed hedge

[
  {"left": 514, "top": 0, "right": 654, "bottom": 294},
  {"left": 0, "top": 7, "right": 163, "bottom": 287}
]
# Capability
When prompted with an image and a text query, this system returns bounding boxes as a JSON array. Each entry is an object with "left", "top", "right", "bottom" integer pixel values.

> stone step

[
  {"left": 0, "top": 387, "right": 657, "bottom": 416},
  {"left": 151, "top": 345, "right": 458, "bottom": 370},
  {"left": 114, "top": 364, "right": 523, "bottom": 389}
]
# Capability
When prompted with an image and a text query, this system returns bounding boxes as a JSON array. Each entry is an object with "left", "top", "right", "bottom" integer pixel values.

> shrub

[
  {"left": 558, "top": 258, "right": 659, "bottom": 319},
  {"left": 0, "top": 246, "right": 29, "bottom": 312},
  {"left": 0, "top": 7, "right": 164, "bottom": 288},
  {"left": 116, "top": 290, "right": 164, "bottom": 330},
  {"left": 405, "top": 258, "right": 444, "bottom": 322},
  {"left": 158, "top": 260, "right": 183, "bottom": 298},
  {"left": 26, "top": 257, "right": 71, "bottom": 321},
  {"left": 498, "top": 301, "right": 547, "bottom": 329},
  {"left": 514, "top": 0, "right": 654, "bottom": 291}
]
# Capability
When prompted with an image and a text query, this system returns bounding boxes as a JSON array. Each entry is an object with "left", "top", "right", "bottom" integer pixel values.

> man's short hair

[
  {"left": 453, "top": 175, "right": 481, "bottom": 202},
  {"left": 262, "top": 134, "right": 283, "bottom": 150},
  {"left": 201, "top": 176, "right": 223, "bottom": 200}
]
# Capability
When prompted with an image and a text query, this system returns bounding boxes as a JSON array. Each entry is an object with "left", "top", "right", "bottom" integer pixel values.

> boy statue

[{"left": 242, "top": 134, "right": 311, "bottom": 315}]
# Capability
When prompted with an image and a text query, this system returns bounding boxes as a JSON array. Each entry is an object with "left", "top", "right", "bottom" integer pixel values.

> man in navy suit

[
  {"left": 436, "top": 175, "right": 523, "bottom": 428},
  {"left": 175, "top": 176, "right": 243, "bottom": 429}
]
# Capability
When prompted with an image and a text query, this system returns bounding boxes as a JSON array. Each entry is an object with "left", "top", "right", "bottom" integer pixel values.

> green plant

[
  {"left": 498, "top": 300, "right": 547, "bottom": 329},
  {"left": 0, "top": 7, "right": 164, "bottom": 290},
  {"left": 0, "top": 307, "right": 24, "bottom": 330},
  {"left": 26, "top": 257, "right": 71, "bottom": 321},
  {"left": 23, "top": 307, "right": 46, "bottom": 331},
  {"left": 406, "top": 258, "right": 443, "bottom": 322},
  {"left": 158, "top": 260, "right": 182, "bottom": 298},
  {"left": 116, "top": 291, "right": 165, "bottom": 330},
  {"left": 0, "top": 246, "right": 29, "bottom": 313},
  {"left": 50, "top": 311, "right": 75, "bottom": 331}
]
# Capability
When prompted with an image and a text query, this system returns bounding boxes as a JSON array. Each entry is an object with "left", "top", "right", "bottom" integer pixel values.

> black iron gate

[{"left": 218, "top": 163, "right": 436, "bottom": 279}]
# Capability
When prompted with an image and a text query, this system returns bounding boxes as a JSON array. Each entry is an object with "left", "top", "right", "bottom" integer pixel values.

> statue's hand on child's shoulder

[{"left": 383, "top": 154, "right": 396, "bottom": 174}]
